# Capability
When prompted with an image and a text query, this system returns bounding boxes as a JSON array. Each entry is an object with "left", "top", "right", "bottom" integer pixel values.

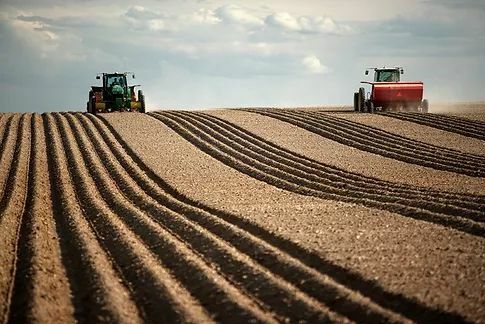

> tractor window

[
  {"left": 107, "top": 76, "right": 126, "bottom": 88},
  {"left": 375, "top": 70, "right": 399, "bottom": 82}
]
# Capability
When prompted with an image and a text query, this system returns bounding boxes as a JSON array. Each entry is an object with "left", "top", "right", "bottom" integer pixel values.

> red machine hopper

[{"left": 354, "top": 68, "right": 428, "bottom": 113}]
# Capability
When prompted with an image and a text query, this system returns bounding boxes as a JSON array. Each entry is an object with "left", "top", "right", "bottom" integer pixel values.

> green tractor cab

[{"left": 87, "top": 72, "right": 145, "bottom": 114}]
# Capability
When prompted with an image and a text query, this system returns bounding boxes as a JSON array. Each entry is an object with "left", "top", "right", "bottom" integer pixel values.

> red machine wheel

[
  {"left": 367, "top": 101, "right": 375, "bottom": 113},
  {"left": 358, "top": 88, "right": 365, "bottom": 112},
  {"left": 421, "top": 99, "right": 429, "bottom": 113}
]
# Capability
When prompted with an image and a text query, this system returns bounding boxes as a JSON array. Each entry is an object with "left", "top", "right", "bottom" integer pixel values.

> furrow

[
  {"left": 0, "top": 115, "right": 11, "bottom": 156},
  {"left": 280, "top": 109, "right": 485, "bottom": 173},
  {"left": 199, "top": 111, "right": 484, "bottom": 204},
  {"left": 150, "top": 112, "right": 485, "bottom": 237},
  {"left": 82, "top": 110, "right": 406, "bottom": 323},
  {"left": 382, "top": 112, "right": 485, "bottom": 140},
  {"left": 156, "top": 111, "right": 485, "bottom": 222},
  {"left": 74, "top": 118, "right": 289, "bottom": 323},
  {"left": 98, "top": 113, "right": 468, "bottom": 323},
  {"left": 0, "top": 115, "right": 19, "bottom": 207},
  {"left": 70, "top": 111, "right": 342, "bottom": 323},
  {"left": 245, "top": 109, "right": 483, "bottom": 177},
  {"left": 43, "top": 114, "right": 143, "bottom": 323},
  {"left": 8, "top": 114, "right": 75, "bottom": 323},
  {"left": 268, "top": 108, "right": 484, "bottom": 170},
  {"left": 433, "top": 113, "right": 485, "bottom": 129},
  {"left": 177, "top": 111, "right": 485, "bottom": 213},
  {"left": 396, "top": 112, "right": 485, "bottom": 131},
  {"left": 311, "top": 111, "right": 485, "bottom": 164},
  {"left": 392, "top": 112, "right": 485, "bottom": 131},
  {"left": 54, "top": 113, "right": 219, "bottom": 323},
  {"left": 437, "top": 113, "right": 485, "bottom": 126},
  {"left": 0, "top": 114, "right": 31, "bottom": 324}
]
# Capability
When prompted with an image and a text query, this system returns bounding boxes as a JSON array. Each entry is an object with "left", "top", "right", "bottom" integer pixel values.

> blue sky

[{"left": 1, "top": 0, "right": 484, "bottom": 112}]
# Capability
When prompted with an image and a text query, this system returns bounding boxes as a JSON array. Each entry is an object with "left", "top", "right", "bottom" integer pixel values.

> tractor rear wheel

[
  {"left": 358, "top": 88, "right": 365, "bottom": 112},
  {"left": 353, "top": 92, "right": 359, "bottom": 111},
  {"left": 87, "top": 91, "right": 96, "bottom": 115},
  {"left": 138, "top": 90, "right": 146, "bottom": 113},
  {"left": 87, "top": 90, "right": 95, "bottom": 114}
]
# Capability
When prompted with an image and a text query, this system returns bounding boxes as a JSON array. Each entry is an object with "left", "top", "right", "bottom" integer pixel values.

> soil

[{"left": 0, "top": 106, "right": 484, "bottom": 323}]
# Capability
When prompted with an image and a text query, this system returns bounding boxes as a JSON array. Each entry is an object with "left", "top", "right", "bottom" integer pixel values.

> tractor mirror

[
  {"left": 400, "top": 69, "right": 404, "bottom": 74},
  {"left": 132, "top": 74, "right": 136, "bottom": 79},
  {"left": 96, "top": 75, "right": 100, "bottom": 79},
  {"left": 365, "top": 70, "right": 369, "bottom": 75}
]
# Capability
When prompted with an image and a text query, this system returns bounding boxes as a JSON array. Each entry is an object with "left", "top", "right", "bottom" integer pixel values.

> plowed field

[{"left": 0, "top": 108, "right": 484, "bottom": 323}]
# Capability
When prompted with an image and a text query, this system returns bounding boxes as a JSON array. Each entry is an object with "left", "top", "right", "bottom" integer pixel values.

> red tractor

[{"left": 354, "top": 67, "right": 428, "bottom": 113}]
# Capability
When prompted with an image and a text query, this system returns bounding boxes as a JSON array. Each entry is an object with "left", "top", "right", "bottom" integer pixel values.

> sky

[{"left": 1, "top": 0, "right": 484, "bottom": 112}]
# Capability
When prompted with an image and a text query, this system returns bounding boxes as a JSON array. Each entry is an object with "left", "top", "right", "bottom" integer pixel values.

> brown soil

[
  {"left": 1, "top": 107, "right": 484, "bottom": 323},
  {"left": 333, "top": 113, "right": 485, "bottom": 156},
  {"left": 205, "top": 110, "right": 485, "bottom": 194}
]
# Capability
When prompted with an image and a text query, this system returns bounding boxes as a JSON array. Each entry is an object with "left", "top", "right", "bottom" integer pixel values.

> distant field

[{"left": 1, "top": 104, "right": 484, "bottom": 322}]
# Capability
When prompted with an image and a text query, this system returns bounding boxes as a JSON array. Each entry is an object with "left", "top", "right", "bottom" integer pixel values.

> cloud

[
  {"left": 265, "top": 12, "right": 300, "bottom": 31},
  {"left": 125, "top": 5, "right": 161, "bottom": 21},
  {"left": 301, "top": 55, "right": 328, "bottom": 74},
  {"left": 9, "top": 15, "right": 90, "bottom": 61},
  {"left": 123, "top": 6, "right": 221, "bottom": 31},
  {"left": 189, "top": 8, "right": 221, "bottom": 25},
  {"left": 124, "top": 6, "right": 169, "bottom": 31},
  {"left": 266, "top": 12, "right": 351, "bottom": 35},
  {"left": 215, "top": 5, "right": 264, "bottom": 27},
  {"left": 3, "top": 1, "right": 483, "bottom": 112}
]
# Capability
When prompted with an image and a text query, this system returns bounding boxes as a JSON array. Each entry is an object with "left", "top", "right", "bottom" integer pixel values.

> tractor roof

[
  {"left": 372, "top": 67, "right": 402, "bottom": 71},
  {"left": 96, "top": 72, "right": 135, "bottom": 77}
]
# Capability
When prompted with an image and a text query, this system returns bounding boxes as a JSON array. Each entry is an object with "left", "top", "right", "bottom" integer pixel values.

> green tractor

[{"left": 87, "top": 72, "right": 145, "bottom": 114}]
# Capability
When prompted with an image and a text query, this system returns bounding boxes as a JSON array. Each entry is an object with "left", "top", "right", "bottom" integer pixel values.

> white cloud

[
  {"left": 189, "top": 8, "right": 221, "bottom": 25},
  {"left": 124, "top": 6, "right": 222, "bottom": 31},
  {"left": 302, "top": 55, "right": 328, "bottom": 74},
  {"left": 146, "top": 19, "right": 165, "bottom": 31},
  {"left": 265, "top": 12, "right": 300, "bottom": 31},
  {"left": 8, "top": 14, "right": 89, "bottom": 61},
  {"left": 125, "top": 5, "right": 160, "bottom": 20},
  {"left": 215, "top": 5, "right": 264, "bottom": 27},
  {"left": 266, "top": 12, "right": 351, "bottom": 35},
  {"left": 124, "top": 6, "right": 170, "bottom": 31}
]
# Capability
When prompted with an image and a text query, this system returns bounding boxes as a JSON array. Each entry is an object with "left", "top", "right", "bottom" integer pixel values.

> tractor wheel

[
  {"left": 421, "top": 99, "right": 429, "bottom": 113},
  {"left": 358, "top": 88, "right": 365, "bottom": 112},
  {"left": 353, "top": 92, "right": 359, "bottom": 112},
  {"left": 138, "top": 90, "right": 146, "bottom": 113},
  {"left": 87, "top": 91, "right": 94, "bottom": 114},
  {"left": 88, "top": 93, "right": 96, "bottom": 115}
]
